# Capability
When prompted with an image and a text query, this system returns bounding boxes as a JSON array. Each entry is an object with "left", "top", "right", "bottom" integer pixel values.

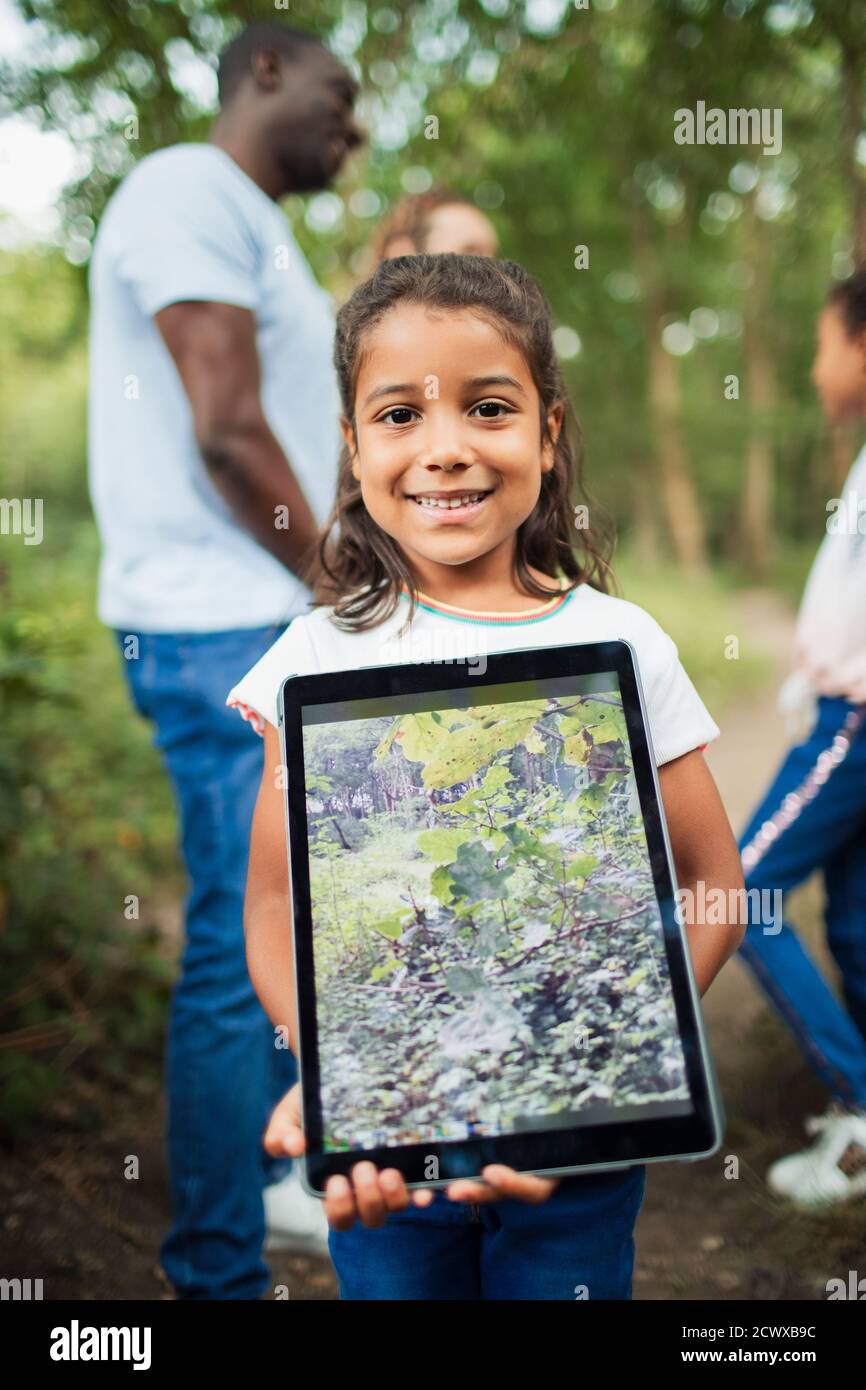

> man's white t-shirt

[
  {"left": 88, "top": 143, "right": 340, "bottom": 633},
  {"left": 226, "top": 581, "right": 720, "bottom": 767}
]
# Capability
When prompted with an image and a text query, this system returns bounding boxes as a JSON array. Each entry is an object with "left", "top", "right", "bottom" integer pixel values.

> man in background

[{"left": 87, "top": 21, "right": 362, "bottom": 1299}]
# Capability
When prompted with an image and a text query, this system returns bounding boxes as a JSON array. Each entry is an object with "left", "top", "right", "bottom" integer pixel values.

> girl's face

[
  {"left": 812, "top": 304, "right": 866, "bottom": 423},
  {"left": 343, "top": 304, "right": 561, "bottom": 584}
]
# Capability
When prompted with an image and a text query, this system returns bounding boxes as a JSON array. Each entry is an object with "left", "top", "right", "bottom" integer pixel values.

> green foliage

[
  {"left": 310, "top": 693, "right": 688, "bottom": 1148},
  {"left": 417, "top": 826, "right": 472, "bottom": 863},
  {"left": 0, "top": 531, "right": 180, "bottom": 1139}
]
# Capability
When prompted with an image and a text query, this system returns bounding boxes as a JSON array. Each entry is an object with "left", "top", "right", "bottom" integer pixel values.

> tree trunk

[
  {"left": 630, "top": 468, "right": 661, "bottom": 568},
  {"left": 646, "top": 329, "right": 708, "bottom": 575},
  {"left": 840, "top": 44, "right": 866, "bottom": 265},
  {"left": 631, "top": 203, "right": 708, "bottom": 575},
  {"left": 740, "top": 192, "right": 776, "bottom": 576}
]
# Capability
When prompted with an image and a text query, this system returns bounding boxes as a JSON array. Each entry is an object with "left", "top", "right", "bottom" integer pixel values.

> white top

[
  {"left": 87, "top": 143, "right": 341, "bottom": 632},
  {"left": 793, "top": 441, "right": 866, "bottom": 680},
  {"left": 226, "top": 581, "right": 720, "bottom": 767},
  {"left": 778, "top": 441, "right": 866, "bottom": 732}
]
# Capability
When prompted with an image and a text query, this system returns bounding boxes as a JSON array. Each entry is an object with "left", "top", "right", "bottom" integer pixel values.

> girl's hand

[
  {"left": 324, "top": 1164, "right": 560, "bottom": 1229},
  {"left": 324, "top": 1164, "right": 436, "bottom": 1230},
  {"left": 263, "top": 1083, "right": 436, "bottom": 1229},
  {"left": 263, "top": 1082, "right": 306, "bottom": 1161},
  {"left": 264, "top": 1085, "right": 560, "bottom": 1227}
]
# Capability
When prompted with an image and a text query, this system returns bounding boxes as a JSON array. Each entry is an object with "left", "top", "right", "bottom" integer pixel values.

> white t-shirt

[
  {"left": 226, "top": 581, "right": 720, "bottom": 767},
  {"left": 776, "top": 442, "right": 866, "bottom": 734},
  {"left": 87, "top": 143, "right": 340, "bottom": 632},
  {"left": 793, "top": 441, "right": 866, "bottom": 676}
]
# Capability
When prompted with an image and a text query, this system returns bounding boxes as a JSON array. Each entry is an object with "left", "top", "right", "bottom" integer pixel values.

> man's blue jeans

[
  {"left": 328, "top": 1165, "right": 646, "bottom": 1300},
  {"left": 116, "top": 625, "right": 297, "bottom": 1299},
  {"left": 737, "top": 696, "right": 866, "bottom": 1111}
]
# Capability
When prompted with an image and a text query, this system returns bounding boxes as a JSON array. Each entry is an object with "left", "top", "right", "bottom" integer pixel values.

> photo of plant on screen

[{"left": 303, "top": 686, "right": 688, "bottom": 1152}]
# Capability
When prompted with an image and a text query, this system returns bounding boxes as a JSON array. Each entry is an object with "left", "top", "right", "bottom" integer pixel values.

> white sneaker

[
  {"left": 767, "top": 1105, "right": 866, "bottom": 1208},
  {"left": 263, "top": 1167, "right": 330, "bottom": 1256}
]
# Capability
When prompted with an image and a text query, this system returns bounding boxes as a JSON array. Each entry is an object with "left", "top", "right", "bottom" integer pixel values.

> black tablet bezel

[{"left": 278, "top": 639, "right": 723, "bottom": 1194}]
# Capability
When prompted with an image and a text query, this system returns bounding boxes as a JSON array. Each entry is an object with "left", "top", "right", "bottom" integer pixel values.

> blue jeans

[
  {"left": 737, "top": 696, "right": 866, "bottom": 1110},
  {"left": 328, "top": 1165, "right": 646, "bottom": 1300},
  {"left": 116, "top": 625, "right": 297, "bottom": 1299}
]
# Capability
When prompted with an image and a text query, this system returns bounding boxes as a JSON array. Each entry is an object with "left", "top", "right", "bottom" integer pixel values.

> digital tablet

[{"left": 277, "top": 640, "right": 724, "bottom": 1196}]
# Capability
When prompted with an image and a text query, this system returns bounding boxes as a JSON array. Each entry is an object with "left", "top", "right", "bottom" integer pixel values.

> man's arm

[
  {"left": 658, "top": 748, "right": 746, "bottom": 996},
  {"left": 156, "top": 300, "right": 321, "bottom": 584}
]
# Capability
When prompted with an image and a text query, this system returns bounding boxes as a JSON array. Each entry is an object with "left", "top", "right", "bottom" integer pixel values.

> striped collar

[{"left": 398, "top": 578, "right": 576, "bottom": 626}]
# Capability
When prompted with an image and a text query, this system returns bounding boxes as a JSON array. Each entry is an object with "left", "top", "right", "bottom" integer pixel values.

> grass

[{"left": 614, "top": 550, "right": 776, "bottom": 711}]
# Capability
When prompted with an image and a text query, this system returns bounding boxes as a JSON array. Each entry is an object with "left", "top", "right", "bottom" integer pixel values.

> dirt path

[{"left": 4, "top": 588, "right": 862, "bottom": 1300}]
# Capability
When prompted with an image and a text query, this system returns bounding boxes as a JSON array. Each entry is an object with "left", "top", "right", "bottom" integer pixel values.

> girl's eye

[
  {"left": 471, "top": 400, "right": 512, "bottom": 418},
  {"left": 381, "top": 406, "right": 417, "bottom": 426}
]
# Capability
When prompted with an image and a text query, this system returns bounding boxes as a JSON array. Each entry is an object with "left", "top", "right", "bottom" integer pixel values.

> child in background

[
  {"left": 737, "top": 270, "right": 866, "bottom": 1208},
  {"left": 370, "top": 185, "right": 498, "bottom": 264},
  {"left": 228, "top": 254, "right": 745, "bottom": 1299}
]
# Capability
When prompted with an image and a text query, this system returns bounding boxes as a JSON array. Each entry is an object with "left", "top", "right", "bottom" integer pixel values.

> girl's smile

[{"left": 405, "top": 487, "right": 495, "bottom": 520}]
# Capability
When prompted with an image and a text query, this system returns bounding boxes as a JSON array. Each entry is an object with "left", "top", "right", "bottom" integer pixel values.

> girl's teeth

[{"left": 415, "top": 493, "right": 485, "bottom": 509}]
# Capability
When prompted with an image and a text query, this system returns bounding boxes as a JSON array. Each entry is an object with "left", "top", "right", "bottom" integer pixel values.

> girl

[
  {"left": 736, "top": 271, "right": 866, "bottom": 1209},
  {"left": 227, "top": 254, "right": 745, "bottom": 1299}
]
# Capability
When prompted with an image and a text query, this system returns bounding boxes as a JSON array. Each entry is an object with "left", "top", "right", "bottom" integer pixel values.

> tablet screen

[{"left": 300, "top": 671, "right": 692, "bottom": 1155}]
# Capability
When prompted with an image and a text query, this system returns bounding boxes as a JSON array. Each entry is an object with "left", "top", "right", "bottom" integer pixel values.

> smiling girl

[{"left": 227, "top": 254, "right": 744, "bottom": 1299}]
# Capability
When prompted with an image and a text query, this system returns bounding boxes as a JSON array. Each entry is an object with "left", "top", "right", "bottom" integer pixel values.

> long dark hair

[
  {"left": 826, "top": 268, "right": 866, "bottom": 336},
  {"left": 315, "top": 253, "right": 615, "bottom": 632}
]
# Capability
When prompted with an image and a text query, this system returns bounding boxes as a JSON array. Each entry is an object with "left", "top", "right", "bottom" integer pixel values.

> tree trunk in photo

[
  {"left": 330, "top": 817, "right": 352, "bottom": 852},
  {"left": 631, "top": 203, "right": 708, "bottom": 575},
  {"left": 740, "top": 192, "right": 777, "bottom": 576}
]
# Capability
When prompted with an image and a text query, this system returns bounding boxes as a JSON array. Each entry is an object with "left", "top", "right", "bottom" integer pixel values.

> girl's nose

[
  {"left": 419, "top": 455, "right": 473, "bottom": 474},
  {"left": 416, "top": 429, "right": 475, "bottom": 472}
]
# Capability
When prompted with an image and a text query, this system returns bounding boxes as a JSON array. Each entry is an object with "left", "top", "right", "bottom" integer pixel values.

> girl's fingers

[
  {"left": 324, "top": 1174, "right": 358, "bottom": 1232},
  {"left": 481, "top": 1166, "right": 560, "bottom": 1203},
  {"left": 446, "top": 1179, "right": 491, "bottom": 1203},
  {"left": 349, "top": 1161, "right": 389, "bottom": 1228},
  {"left": 447, "top": 1166, "right": 560, "bottom": 1205},
  {"left": 378, "top": 1168, "right": 411, "bottom": 1212},
  {"left": 324, "top": 1166, "right": 419, "bottom": 1230},
  {"left": 263, "top": 1119, "right": 305, "bottom": 1158},
  {"left": 262, "top": 1085, "right": 305, "bottom": 1158}
]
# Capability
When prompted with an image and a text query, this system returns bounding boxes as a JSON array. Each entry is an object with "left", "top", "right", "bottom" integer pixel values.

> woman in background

[{"left": 369, "top": 184, "right": 498, "bottom": 265}]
